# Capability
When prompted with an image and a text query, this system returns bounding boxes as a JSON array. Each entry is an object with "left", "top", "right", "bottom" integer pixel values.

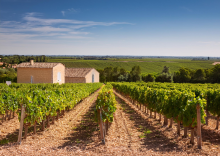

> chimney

[{"left": 30, "top": 60, "right": 34, "bottom": 65}]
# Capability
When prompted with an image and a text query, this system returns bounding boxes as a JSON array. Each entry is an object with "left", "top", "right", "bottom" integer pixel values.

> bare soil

[
  {"left": 212, "top": 62, "right": 220, "bottom": 65},
  {"left": 0, "top": 90, "right": 220, "bottom": 155}
]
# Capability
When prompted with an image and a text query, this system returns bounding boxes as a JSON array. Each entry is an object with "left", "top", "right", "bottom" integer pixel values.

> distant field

[{"left": 48, "top": 58, "right": 215, "bottom": 74}]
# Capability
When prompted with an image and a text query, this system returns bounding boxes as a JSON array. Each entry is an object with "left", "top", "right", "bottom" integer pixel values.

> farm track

[{"left": 114, "top": 90, "right": 220, "bottom": 155}]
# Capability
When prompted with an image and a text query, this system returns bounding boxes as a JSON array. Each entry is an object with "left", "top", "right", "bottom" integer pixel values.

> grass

[
  {"left": 0, "top": 139, "right": 9, "bottom": 145},
  {"left": 144, "top": 129, "right": 152, "bottom": 135},
  {"left": 139, "top": 134, "right": 146, "bottom": 139},
  {"left": 48, "top": 58, "right": 215, "bottom": 74}
]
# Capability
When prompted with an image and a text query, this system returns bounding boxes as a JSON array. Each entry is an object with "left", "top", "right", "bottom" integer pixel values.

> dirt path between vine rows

[{"left": 1, "top": 89, "right": 220, "bottom": 155}]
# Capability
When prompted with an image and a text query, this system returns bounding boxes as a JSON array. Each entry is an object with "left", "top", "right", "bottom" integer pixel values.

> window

[
  {"left": 57, "top": 72, "right": 61, "bottom": 82},
  {"left": 92, "top": 74, "right": 94, "bottom": 83}
]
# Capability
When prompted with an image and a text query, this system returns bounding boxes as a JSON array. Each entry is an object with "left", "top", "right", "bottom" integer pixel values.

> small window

[{"left": 57, "top": 72, "right": 61, "bottom": 82}]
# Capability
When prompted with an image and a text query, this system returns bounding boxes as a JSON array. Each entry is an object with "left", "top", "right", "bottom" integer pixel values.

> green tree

[
  {"left": 192, "top": 69, "right": 206, "bottom": 83},
  {"left": 162, "top": 66, "right": 170, "bottom": 74},
  {"left": 173, "top": 67, "right": 191, "bottom": 83},
  {"left": 143, "top": 74, "right": 155, "bottom": 82},
  {"left": 130, "top": 65, "right": 141, "bottom": 82},
  {"left": 104, "top": 67, "right": 113, "bottom": 82},
  {"left": 209, "top": 64, "right": 220, "bottom": 83}
]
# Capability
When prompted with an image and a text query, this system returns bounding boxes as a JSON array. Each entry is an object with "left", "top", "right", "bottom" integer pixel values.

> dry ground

[{"left": 0, "top": 90, "right": 220, "bottom": 155}]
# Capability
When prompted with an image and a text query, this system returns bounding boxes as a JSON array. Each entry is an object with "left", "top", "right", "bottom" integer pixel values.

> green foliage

[
  {"left": 94, "top": 84, "right": 117, "bottom": 123},
  {"left": 111, "top": 82, "right": 211, "bottom": 128},
  {"left": 209, "top": 64, "right": 220, "bottom": 83},
  {"left": 0, "top": 83, "right": 102, "bottom": 125},
  {"left": 0, "top": 68, "right": 17, "bottom": 83}
]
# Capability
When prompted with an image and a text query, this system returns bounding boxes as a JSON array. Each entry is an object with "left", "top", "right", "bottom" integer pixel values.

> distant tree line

[
  {"left": 98, "top": 65, "right": 220, "bottom": 83},
  {"left": 97, "top": 66, "right": 142, "bottom": 83},
  {"left": 0, "top": 55, "right": 48, "bottom": 65},
  {"left": 173, "top": 65, "right": 220, "bottom": 83}
]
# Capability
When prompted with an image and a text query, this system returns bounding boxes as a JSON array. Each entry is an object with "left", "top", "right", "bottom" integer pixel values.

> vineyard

[{"left": 0, "top": 82, "right": 220, "bottom": 155}]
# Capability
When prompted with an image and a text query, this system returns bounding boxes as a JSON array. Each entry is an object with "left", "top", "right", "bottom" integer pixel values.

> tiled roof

[
  {"left": 65, "top": 68, "right": 93, "bottom": 77},
  {"left": 17, "top": 62, "right": 62, "bottom": 68}
]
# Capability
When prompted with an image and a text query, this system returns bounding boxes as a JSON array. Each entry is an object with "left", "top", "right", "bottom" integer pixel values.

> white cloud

[
  {"left": 0, "top": 12, "right": 131, "bottom": 40},
  {"left": 61, "top": 11, "right": 65, "bottom": 16},
  {"left": 61, "top": 8, "right": 79, "bottom": 16},
  {"left": 0, "top": 12, "right": 132, "bottom": 53}
]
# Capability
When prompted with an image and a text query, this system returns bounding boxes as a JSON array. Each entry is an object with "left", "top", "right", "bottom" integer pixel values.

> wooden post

[
  {"left": 197, "top": 104, "right": 202, "bottom": 149},
  {"left": 34, "top": 122, "right": 37, "bottom": 134},
  {"left": 184, "top": 127, "right": 188, "bottom": 138},
  {"left": 104, "top": 122, "right": 106, "bottom": 137},
  {"left": 154, "top": 112, "right": 156, "bottom": 119},
  {"left": 169, "top": 118, "right": 173, "bottom": 128},
  {"left": 190, "top": 128, "right": 194, "bottom": 145},
  {"left": 13, "top": 112, "right": 15, "bottom": 118},
  {"left": 216, "top": 116, "right": 219, "bottom": 130},
  {"left": 42, "top": 120, "right": 45, "bottom": 131},
  {"left": 17, "top": 105, "right": 25, "bottom": 144},
  {"left": 177, "top": 121, "right": 180, "bottom": 135},
  {"left": 47, "top": 116, "right": 50, "bottom": 127},
  {"left": 147, "top": 108, "right": 148, "bottom": 114},
  {"left": 52, "top": 116, "right": 55, "bottom": 124},
  {"left": 164, "top": 116, "right": 168, "bottom": 126},
  {"left": 98, "top": 109, "right": 105, "bottom": 144}
]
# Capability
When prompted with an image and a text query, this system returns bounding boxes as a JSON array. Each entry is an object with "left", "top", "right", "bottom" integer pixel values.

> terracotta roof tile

[
  {"left": 65, "top": 68, "right": 93, "bottom": 77},
  {"left": 17, "top": 62, "right": 62, "bottom": 68}
]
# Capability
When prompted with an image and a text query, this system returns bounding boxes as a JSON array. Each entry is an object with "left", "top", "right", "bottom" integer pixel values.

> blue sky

[{"left": 0, "top": 0, "right": 220, "bottom": 56}]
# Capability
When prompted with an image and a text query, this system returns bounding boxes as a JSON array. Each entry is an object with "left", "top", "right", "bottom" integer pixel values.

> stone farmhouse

[
  {"left": 17, "top": 60, "right": 65, "bottom": 84},
  {"left": 17, "top": 60, "right": 99, "bottom": 84},
  {"left": 65, "top": 68, "right": 99, "bottom": 83}
]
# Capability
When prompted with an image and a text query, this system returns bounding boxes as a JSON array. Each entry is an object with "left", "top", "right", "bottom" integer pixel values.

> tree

[
  {"left": 192, "top": 69, "right": 206, "bottom": 83},
  {"left": 155, "top": 73, "right": 172, "bottom": 82},
  {"left": 112, "top": 67, "right": 119, "bottom": 82},
  {"left": 173, "top": 67, "right": 191, "bottom": 83},
  {"left": 130, "top": 66, "right": 141, "bottom": 82},
  {"left": 104, "top": 67, "right": 113, "bottom": 82},
  {"left": 143, "top": 74, "right": 155, "bottom": 82},
  {"left": 209, "top": 64, "right": 220, "bottom": 83},
  {"left": 162, "top": 66, "right": 170, "bottom": 74}
]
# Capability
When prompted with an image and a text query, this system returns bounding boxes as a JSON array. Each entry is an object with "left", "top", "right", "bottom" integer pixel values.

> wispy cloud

[
  {"left": 0, "top": 12, "right": 132, "bottom": 44},
  {"left": 61, "top": 8, "right": 79, "bottom": 16}
]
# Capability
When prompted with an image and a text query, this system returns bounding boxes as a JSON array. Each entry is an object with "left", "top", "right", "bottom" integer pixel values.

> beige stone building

[
  {"left": 65, "top": 68, "right": 99, "bottom": 83},
  {"left": 17, "top": 60, "right": 65, "bottom": 84}
]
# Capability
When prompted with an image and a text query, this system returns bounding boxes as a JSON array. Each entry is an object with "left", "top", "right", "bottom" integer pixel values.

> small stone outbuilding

[
  {"left": 65, "top": 68, "right": 99, "bottom": 83},
  {"left": 17, "top": 60, "right": 65, "bottom": 84}
]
